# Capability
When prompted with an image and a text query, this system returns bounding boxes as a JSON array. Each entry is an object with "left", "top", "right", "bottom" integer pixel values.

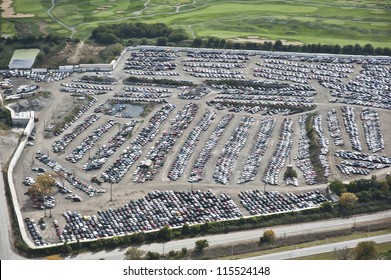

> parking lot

[{"left": 5, "top": 47, "right": 391, "bottom": 246}]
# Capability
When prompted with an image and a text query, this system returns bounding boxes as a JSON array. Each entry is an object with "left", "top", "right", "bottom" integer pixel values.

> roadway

[
  {"left": 66, "top": 210, "right": 391, "bottom": 260},
  {"left": 245, "top": 233, "right": 391, "bottom": 260},
  {"left": 0, "top": 163, "right": 24, "bottom": 259}
]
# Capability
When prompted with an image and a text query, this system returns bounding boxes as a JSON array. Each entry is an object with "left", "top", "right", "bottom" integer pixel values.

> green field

[{"left": 2, "top": 0, "right": 390, "bottom": 47}]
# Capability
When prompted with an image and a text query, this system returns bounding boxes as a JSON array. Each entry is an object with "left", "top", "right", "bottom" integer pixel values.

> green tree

[
  {"left": 157, "top": 225, "right": 173, "bottom": 241},
  {"left": 181, "top": 247, "right": 187, "bottom": 256},
  {"left": 320, "top": 201, "right": 334, "bottom": 213},
  {"left": 329, "top": 180, "right": 346, "bottom": 195},
  {"left": 339, "top": 192, "right": 358, "bottom": 210},
  {"left": 260, "top": 230, "right": 276, "bottom": 245},
  {"left": 146, "top": 251, "right": 160, "bottom": 260},
  {"left": 156, "top": 37, "right": 168, "bottom": 46},
  {"left": 192, "top": 38, "right": 203, "bottom": 47},
  {"left": 354, "top": 241, "right": 378, "bottom": 260},
  {"left": 195, "top": 239, "right": 209, "bottom": 252},
  {"left": 124, "top": 247, "right": 145, "bottom": 260}
]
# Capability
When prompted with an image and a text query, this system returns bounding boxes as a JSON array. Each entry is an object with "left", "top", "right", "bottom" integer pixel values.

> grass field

[
  {"left": 218, "top": 229, "right": 391, "bottom": 260},
  {"left": 2, "top": 0, "right": 390, "bottom": 47}
]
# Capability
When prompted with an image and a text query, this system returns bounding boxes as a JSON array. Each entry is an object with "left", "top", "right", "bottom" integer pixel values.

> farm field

[
  {"left": 3, "top": 46, "right": 391, "bottom": 248},
  {"left": 1, "top": 0, "right": 390, "bottom": 47}
]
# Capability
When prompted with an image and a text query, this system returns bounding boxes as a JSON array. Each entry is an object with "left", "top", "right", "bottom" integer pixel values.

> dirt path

[
  {"left": 67, "top": 41, "right": 84, "bottom": 64},
  {"left": 1, "top": 0, "right": 34, "bottom": 18}
]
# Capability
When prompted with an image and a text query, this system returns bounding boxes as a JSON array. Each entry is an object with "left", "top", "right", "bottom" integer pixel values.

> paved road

[
  {"left": 245, "top": 233, "right": 391, "bottom": 260},
  {"left": 0, "top": 164, "right": 23, "bottom": 260},
  {"left": 66, "top": 210, "right": 391, "bottom": 260}
]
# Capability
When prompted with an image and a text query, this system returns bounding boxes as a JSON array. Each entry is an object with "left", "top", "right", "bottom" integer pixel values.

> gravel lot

[{"left": 4, "top": 47, "right": 391, "bottom": 245}]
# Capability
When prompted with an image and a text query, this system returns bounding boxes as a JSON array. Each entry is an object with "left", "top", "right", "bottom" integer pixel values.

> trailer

[{"left": 16, "top": 84, "right": 38, "bottom": 94}]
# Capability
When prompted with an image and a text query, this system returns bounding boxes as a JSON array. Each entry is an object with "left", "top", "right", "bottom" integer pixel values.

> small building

[
  {"left": 6, "top": 105, "right": 35, "bottom": 127},
  {"left": 11, "top": 111, "right": 35, "bottom": 127}
]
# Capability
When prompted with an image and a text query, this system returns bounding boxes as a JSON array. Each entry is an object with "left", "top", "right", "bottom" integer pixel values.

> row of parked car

[
  {"left": 256, "top": 61, "right": 349, "bottom": 81},
  {"left": 35, "top": 151, "right": 97, "bottom": 196},
  {"left": 58, "top": 190, "right": 242, "bottom": 241},
  {"left": 125, "top": 70, "right": 180, "bottom": 76},
  {"left": 61, "top": 83, "right": 113, "bottom": 91},
  {"left": 124, "top": 61, "right": 177, "bottom": 71},
  {"left": 52, "top": 114, "right": 101, "bottom": 153},
  {"left": 168, "top": 110, "right": 216, "bottom": 181},
  {"left": 188, "top": 114, "right": 234, "bottom": 183},
  {"left": 65, "top": 119, "right": 118, "bottom": 163},
  {"left": 325, "top": 64, "right": 391, "bottom": 110},
  {"left": 114, "top": 92, "right": 170, "bottom": 99},
  {"left": 340, "top": 159, "right": 389, "bottom": 170},
  {"left": 296, "top": 115, "right": 317, "bottom": 185},
  {"left": 313, "top": 115, "right": 331, "bottom": 178},
  {"left": 123, "top": 86, "right": 172, "bottom": 94},
  {"left": 72, "top": 75, "right": 117, "bottom": 85},
  {"left": 337, "top": 164, "right": 370, "bottom": 176},
  {"left": 261, "top": 59, "right": 354, "bottom": 73},
  {"left": 341, "top": 106, "right": 363, "bottom": 152},
  {"left": 262, "top": 118, "right": 293, "bottom": 185},
  {"left": 133, "top": 103, "right": 199, "bottom": 183},
  {"left": 183, "top": 62, "right": 246, "bottom": 69},
  {"left": 334, "top": 150, "right": 391, "bottom": 165},
  {"left": 60, "top": 87, "right": 107, "bottom": 96},
  {"left": 101, "top": 104, "right": 175, "bottom": 183},
  {"left": 361, "top": 108, "right": 384, "bottom": 153},
  {"left": 83, "top": 121, "right": 138, "bottom": 171},
  {"left": 327, "top": 109, "right": 345, "bottom": 146},
  {"left": 4, "top": 69, "right": 71, "bottom": 82},
  {"left": 187, "top": 50, "right": 252, "bottom": 61},
  {"left": 239, "top": 190, "right": 327, "bottom": 215},
  {"left": 215, "top": 93, "right": 314, "bottom": 104},
  {"left": 213, "top": 116, "right": 255, "bottom": 185},
  {"left": 25, "top": 218, "right": 47, "bottom": 246},
  {"left": 216, "top": 84, "right": 317, "bottom": 97},
  {"left": 52, "top": 98, "right": 97, "bottom": 136},
  {"left": 237, "top": 117, "right": 276, "bottom": 184}
]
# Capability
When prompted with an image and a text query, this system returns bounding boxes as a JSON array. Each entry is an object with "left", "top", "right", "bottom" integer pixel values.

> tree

[
  {"left": 157, "top": 225, "right": 173, "bottom": 241},
  {"left": 333, "top": 246, "right": 353, "bottom": 260},
  {"left": 195, "top": 239, "right": 209, "bottom": 252},
  {"left": 339, "top": 192, "right": 358, "bottom": 210},
  {"left": 156, "top": 37, "right": 168, "bottom": 46},
  {"left": 273, "top": 40, "right": 283, "bottom": 51},
  {"left": 55, "top": 171, "right": 66, "bottom": 189},
  {"left": 124, "top": 247, "right": 145, "bottom": 260},
  {"left": 354, "top": 241, "right": 378, "bottom": 260},
  {"left": 27, "top": 173, "right": 56, "bottom": 216},
  {"left": 146, "top": 251, "right": 160, "bottom": 260},
  {"left": 181, "top": 247, "right": 187, "bottom": 256},
  {"left": 192, "top": 38, "right": 203, "bottom": 47},
  {"left": 260, "top": 230, "right": 276, "bottom": 245},
  {"left": 320, "top": 201, "right": 334, "bottom": 213},
  {"left": 329, "top": 180, "right": 346, "bottom": 195}
]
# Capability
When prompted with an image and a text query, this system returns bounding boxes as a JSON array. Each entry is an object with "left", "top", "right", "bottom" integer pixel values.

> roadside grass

[
  {"left": 218, "top": 229, "right": 391, "bottom": 260},
  {"left": 292, "top": 241, "right": 391, "bottom": 260}
]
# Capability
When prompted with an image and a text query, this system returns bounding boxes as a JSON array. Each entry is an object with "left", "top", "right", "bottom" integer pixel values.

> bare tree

[{"left": 333, "top": 246, "right": 353, "bottom": 260}]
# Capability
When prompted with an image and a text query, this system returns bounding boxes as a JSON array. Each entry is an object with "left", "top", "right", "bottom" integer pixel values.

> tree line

[
  {"left": 90, "top": 22, "right": 189, "bottom": 44},
  {"left": 89, "top": 22, "right": 391, "bottom": 56}
]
